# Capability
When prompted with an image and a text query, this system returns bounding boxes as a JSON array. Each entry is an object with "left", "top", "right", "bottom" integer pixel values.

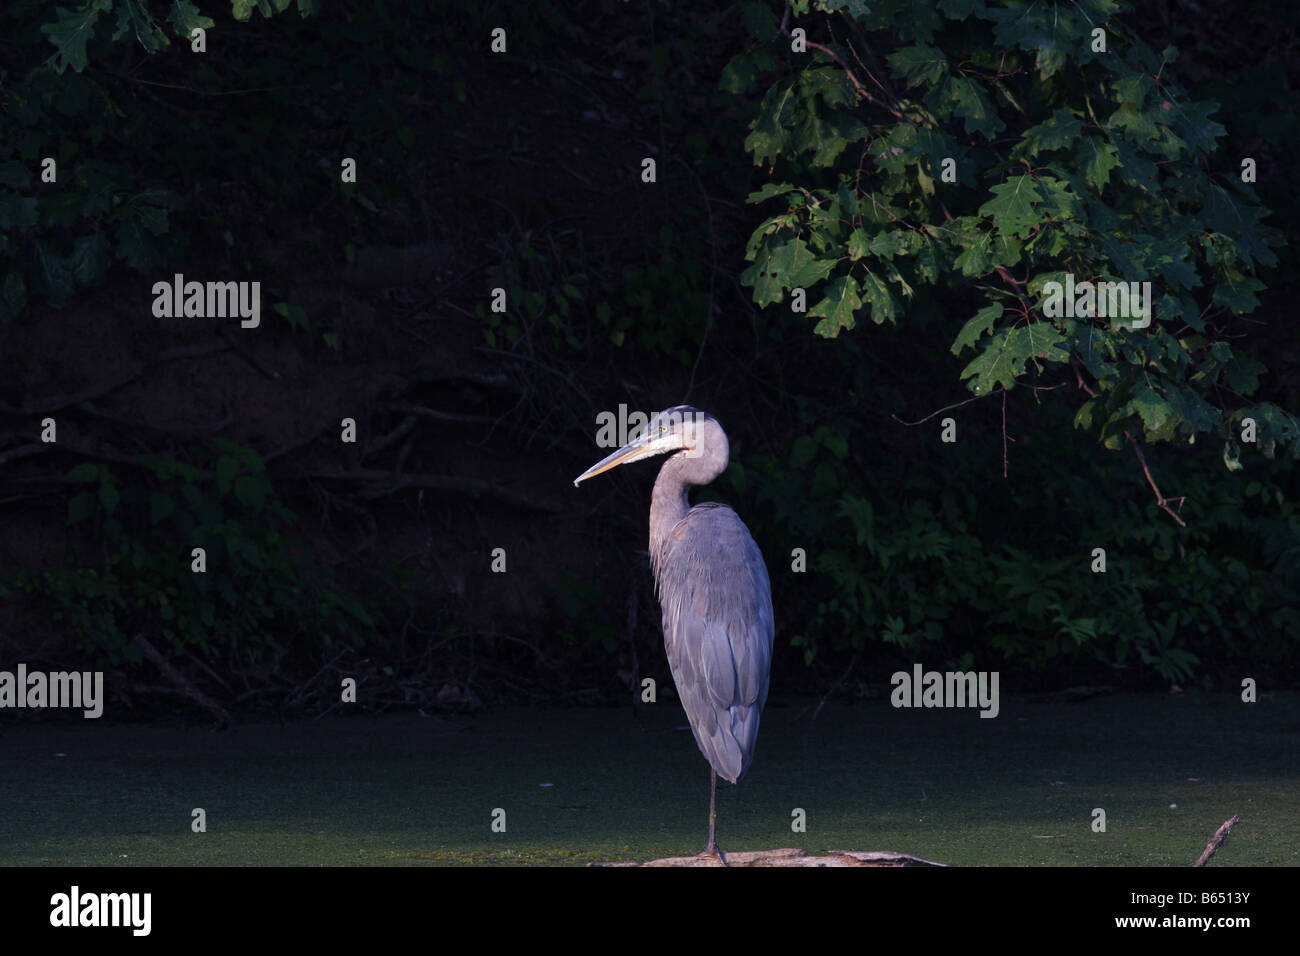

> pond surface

[{"left": 1, "top": 692, "right": 1295, "bottom": 865}]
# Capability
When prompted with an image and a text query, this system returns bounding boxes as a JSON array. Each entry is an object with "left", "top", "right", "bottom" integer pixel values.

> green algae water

[{"left": 1, "top": 692, "right": 1295, "bottom": 865}]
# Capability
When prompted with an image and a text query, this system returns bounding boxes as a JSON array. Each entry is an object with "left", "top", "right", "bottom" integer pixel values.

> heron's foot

[{"left": 696, "top": 844, "right": 728, "bottom": 866}]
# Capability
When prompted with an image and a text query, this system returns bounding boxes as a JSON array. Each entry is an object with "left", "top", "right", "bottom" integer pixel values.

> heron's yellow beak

[{"left": 573, "top": 428, "right": 688, "bottom": 487}]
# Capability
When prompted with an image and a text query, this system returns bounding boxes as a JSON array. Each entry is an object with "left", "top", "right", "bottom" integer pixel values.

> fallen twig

[
  {"left": 132, "top": 633, "right": 232, "bottom": 728},
  {"left": 1193, "top": 814, "right": 1240, "bottom": 867}
]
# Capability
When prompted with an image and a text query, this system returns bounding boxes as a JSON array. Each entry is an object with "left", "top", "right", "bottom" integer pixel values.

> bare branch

[
  {"left": 1124, "top": 430, "right": 1187, "bottom": 527},
  {"left": 891, "top": 389, "right": 997, "bottom": 427},
  {"left": 778, "top": 15, "right": 908, "bottom": 122},
  {"left": 1193, "top": 814, "right": 1241, "bottom": 867}
]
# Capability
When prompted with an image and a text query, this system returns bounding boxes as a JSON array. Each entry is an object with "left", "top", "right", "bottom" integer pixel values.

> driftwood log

[
  {"left": 594, "top": 815, "right": 1244, "bottom": 867},
  {"left": 1193, "top": 815, "right": 1241, "bottom": 867},
  {"left": 590, "top": 848, "right": 946, "bottom": 867}
]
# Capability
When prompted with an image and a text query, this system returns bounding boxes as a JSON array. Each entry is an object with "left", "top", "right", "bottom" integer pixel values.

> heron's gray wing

[{"left": 658, "top": 502, "right": 774, "bottom": 784}]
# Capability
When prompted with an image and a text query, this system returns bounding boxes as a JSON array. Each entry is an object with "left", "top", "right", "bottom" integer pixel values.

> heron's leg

[
  {"left": 708, "top": 768, "right": 717, "bottom": 850},
  {"left": 697, "top": 769, "right": 727, "bottom": 864}
]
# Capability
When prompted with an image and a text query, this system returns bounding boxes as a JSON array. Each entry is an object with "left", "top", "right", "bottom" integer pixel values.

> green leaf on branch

[
  {"left": 42, "top": 1, "right": 112, "bottom": 73},
  {"left": 951, "top": 304, "right": 1003, "bottom": 355},
  {"left": 773, "top": 237, "right": 838, "bottom": 288},
  {"left": 953, "top": 233, "right": 992, "bottom": 276},
  {"left": 946, "top": 76, "right": 1001, "bottom": 138},
  {"left": 960, "top": 324, "right": 1069, "bottom": 393},
  {"left": 810, "top": 275, "right": 863, "bottom": 337},
  {"left": 168, "top": 1, "right": 215, "bottom": 38},
  {"left": 888, "top": 44, "right": 948, "bottom": 86},
  {"left": 860, "top": 272, "right": 900, "bottom": 324},
  {"left": 979, "top": 176, "right": 1044, "bottom": 237},
  {"left": 1019, "top": 110, "right": 1084, "bottom": 155},
  {"left": 1080, "top": 137, "right": 1120, "bottom": 189}
]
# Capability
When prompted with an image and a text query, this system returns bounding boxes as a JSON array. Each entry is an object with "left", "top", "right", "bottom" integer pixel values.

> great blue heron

[{"left": 574, "top": 406, "right": 774, "bottom": 861}]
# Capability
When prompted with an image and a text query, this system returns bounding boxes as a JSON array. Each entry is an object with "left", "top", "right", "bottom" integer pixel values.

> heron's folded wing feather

[{"left": 659, "top": 503, "right": 774, "bottom": 783}]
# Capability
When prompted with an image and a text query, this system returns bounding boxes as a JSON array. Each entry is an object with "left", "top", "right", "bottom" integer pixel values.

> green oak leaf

[{"left": 810, "top": 275, "right": 863, "bottom": 337}]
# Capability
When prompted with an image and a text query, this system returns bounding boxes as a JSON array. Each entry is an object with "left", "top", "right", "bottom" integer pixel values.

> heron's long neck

[{"left": 648, "top": 455, "right": 692, "bottom": 582}]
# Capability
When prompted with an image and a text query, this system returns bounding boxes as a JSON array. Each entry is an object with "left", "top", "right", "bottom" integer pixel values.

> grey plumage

[
  {"left": 655, "top": 501, "right": 773, "bottom": 783},
  {"left": 575, "top": 406, "right": 774, "bottom": 856}
]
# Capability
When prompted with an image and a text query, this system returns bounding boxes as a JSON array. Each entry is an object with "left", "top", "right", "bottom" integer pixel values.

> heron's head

[{"left": 573, "top": 405, "right": 721, "bottom": 487}]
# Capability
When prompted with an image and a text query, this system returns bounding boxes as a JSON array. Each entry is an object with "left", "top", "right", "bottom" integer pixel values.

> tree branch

[
  {"left": 778, "top": 14, "right": 908, "bottom": 122},
  {"left": 1193, "top": 814, "right": 1240, "bottom": 867},
  {"left": 1124, "top": 430, "right": 1187, "bottom": 527}
]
